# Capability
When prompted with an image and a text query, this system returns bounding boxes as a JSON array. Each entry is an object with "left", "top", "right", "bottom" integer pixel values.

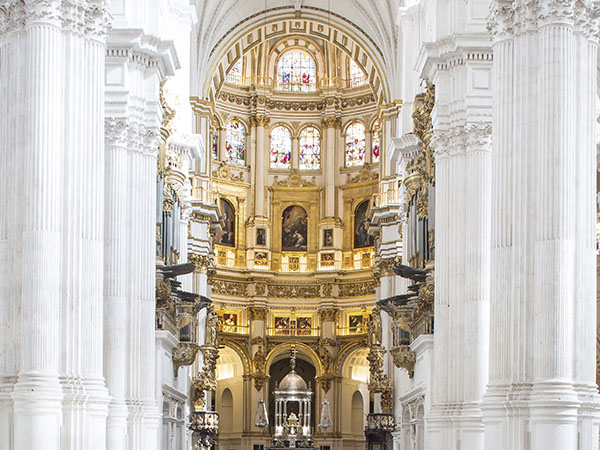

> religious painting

[
  {"left": 221, "top": 313, "right": 238, "bottom": 333},
  {"left": 296, "top": 317, "right": 312, "bottom": 336},
  {"left": 282, "top": 205, "right": 308, "bottom": 251},
  {"left": 274, "top": 316, "right": 290, "bottom": 335},
  {"left": 216, "top": 199, "right": 235, "bottom": 247},
  {"left": 348, "top": 314, "right": 366, "bottom": 334},
  {"left": 323, "top": 229, "right": 333, "bottom": 248},
  {"left": 256, "top": 227, "right": 266, "bottom": 246},
  {"left": 354, "top": 200, "right": 374, "bottom": 249},
  {"left": 321, "top": 252, "right": 334, "bottom": 267}
]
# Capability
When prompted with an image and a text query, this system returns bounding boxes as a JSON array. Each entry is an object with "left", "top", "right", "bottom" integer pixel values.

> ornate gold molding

[
  {"left": 390, "top": 345, "right": 416, "bottom": 377},
  {"left": 318, "top": 308, "right": 339, "bottom": 322},
  {"left": 248, "top": 306, "right": 268, "bottom": 321},
  {"left": 188, "top": 253, "right": 214, "bottom": 274}
]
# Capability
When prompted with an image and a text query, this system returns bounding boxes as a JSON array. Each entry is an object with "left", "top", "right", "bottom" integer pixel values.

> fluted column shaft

[
  {"left": 104, "top": 29, "right": 174, "bottom": 450},
  {"left": 0, "top": 2, "right": 110, "bottom": 450},
  {"left": 484, "top": 2, "right": 600, "bottom": 450},
  {"left": 427, "top": 49, "right": 493, "bottom": 450}
]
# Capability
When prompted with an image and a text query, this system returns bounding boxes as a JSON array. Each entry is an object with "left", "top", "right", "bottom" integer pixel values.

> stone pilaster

[{"left": 104, "top": 28, "right": 178, "bottom": 450}]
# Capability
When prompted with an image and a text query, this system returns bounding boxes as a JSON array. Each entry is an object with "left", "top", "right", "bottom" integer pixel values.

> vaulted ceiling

[{"left": 192, "top": 0, "right": 403, "bottom": 100}]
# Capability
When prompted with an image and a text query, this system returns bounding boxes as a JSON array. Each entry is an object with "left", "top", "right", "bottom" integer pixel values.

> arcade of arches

[{"left": 1, "top": 2, "right": 600, "bottom": 450}]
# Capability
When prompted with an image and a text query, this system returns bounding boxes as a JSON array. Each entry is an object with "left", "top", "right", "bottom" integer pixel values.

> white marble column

[
  {"left": 484, "top": 2, "right": 600, "bottom": 450},
  {"left": 0, "top": 2, "right": 110, "bottom": 449},
  {"left": 104, "top": 29, "right": 177, "bottom": 450},
  {"left": 423, "top": 44, "right": 493, "bottom": 450}
]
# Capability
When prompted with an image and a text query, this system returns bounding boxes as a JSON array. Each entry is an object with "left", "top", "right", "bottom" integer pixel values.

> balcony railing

[
  {"left": 217, "top": 324, "right": 249, "bottom": 335},
  {"left": 337, "top": 326, "right": 368, "bottom": 336},
  {"left": 267, "top": 327, "right": 320, "bottom": 337}
]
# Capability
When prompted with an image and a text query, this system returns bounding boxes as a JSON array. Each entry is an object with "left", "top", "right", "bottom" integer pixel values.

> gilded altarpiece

[{"left": 268, "top": 186, "right": 322, "bottom": 272}]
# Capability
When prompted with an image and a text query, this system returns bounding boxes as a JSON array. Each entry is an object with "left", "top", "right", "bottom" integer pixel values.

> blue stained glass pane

[
  {"left": 277, "top": 51, "right": 316, "bottom": 92},
  {"left": 270, "top": 126, "right": 292, "bottom": 169},
  {"left": 299, "top": 126, "right": 320, "bottom": 170},
  {"left": 226, "top": 119, "right": 245, "bottom": 165},
  {"left": 345, "top": 123, "right": 366, "bottom": 167}
]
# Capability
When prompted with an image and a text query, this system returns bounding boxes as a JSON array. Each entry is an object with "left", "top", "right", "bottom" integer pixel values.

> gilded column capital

[
  {"left": 248, "top": 306, "right": 268, "bottom": 321},
  {"left": 321, "top": 116, "right": 341, "bottom": 129},
  {"left": 318, "top": 308, "right": 339, "bottom": 322},
  {"left": 188, "top": 253, "right": 214, "bottom": 274},
  {"left": 250, "top": 114, "right": 270, "bottom": 128}
]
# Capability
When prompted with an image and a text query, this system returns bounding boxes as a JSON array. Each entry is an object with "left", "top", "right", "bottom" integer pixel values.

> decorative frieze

[
  {"left": 218, "top": 92, "right": 375, "bottom": 112},
  {"left": 210, "top": 279, "right": 248, "bottom": 297},
  {"left": 338, "top": 280, "right": 378, "bottom": 297},
  {"left": 267, "top": 284, "right": 320, "bottom": 298}
]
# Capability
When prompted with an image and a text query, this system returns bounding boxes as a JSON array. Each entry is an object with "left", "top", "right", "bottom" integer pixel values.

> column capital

[
  {"left": 321, "top": 116, "right": 341, "bottom": 129},
  {"left": 250, "top": 114, "right": 270, "bottom": 128}
]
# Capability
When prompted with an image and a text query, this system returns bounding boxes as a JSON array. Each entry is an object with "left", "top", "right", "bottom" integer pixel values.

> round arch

[
  {"left": 197, "top": 8, "right": 389, "bottom": 103},
  {"left": 268, "top": 38, "right": 324, "bottom": 87},
  {"left": 265, "top": 342, "right": 323, "bottom": 377},
  {"left": 218, "top": 339, "right": 252, "bottom": 376}
]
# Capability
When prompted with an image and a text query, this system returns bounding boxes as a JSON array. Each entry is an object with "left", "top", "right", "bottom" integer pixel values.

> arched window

[
  {"left": 226, "top": 59, "right": 242, "bottom": 84},
  {"left": 299, "top": 126, "right": 320, "bottom": 170},
  {"left": 350, "top": 60, "right": 367, "bottom": 87},
  {"left": 372, "top": 135, "right": 380, "bottom": 163},
  {"left": 345, "top": 122, "right": 366, "bottom": 167},
  {"left": 225, "top": 119, "right": 245, "bottom": 165},
  {"left": 211, "top": 131, "right": 218, "bottom": 160},
  {"left": 276, "top": 51, "right": 316, "bottom": 92},
  {"left": 270, "top": 126, "right": 292, "bottom": 169}
]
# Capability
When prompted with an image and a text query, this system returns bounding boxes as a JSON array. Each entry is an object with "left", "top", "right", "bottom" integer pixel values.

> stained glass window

[
  {"left": 345, "top": 122, "right": 366, "bottom": 167},
  {"left": 350, "top": 60, "right": 367, "bottom": 87},
  {"left": 226, "top": 59, "right": 242, "bottom": 84},
  {"left": 270, "top": 126, "right": 292, "bottom": 169},
  {"left": 276, "top": 51, "right": 316, "bottom": 92},
  {"left": 225, "top": 119, "right": 245, "bottom": 165},
  {"left": 372, "top": 135, "right": 380, "bottom": 163},
  {"left": 211, "top": 131, "right": 218, "bottom": 160},
  {"left": 299, "top": 126, "right": 320, "bottom": 170}
]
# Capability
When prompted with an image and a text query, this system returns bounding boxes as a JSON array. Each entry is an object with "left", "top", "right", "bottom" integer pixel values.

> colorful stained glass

[
  {"left": 299, "top": 126, "right": 320, "bottom": 170},
  {"left": 226, "top": 59, "right": 242, "bottom": 84},
  {"left": 350, "top": 60, "right": 367, "bottom": 87},
  {"left": 270, "top": 126, "right": 292, "bottom": 169},
  {"left": 225, "top": 119, "right": 245, "bottom": 165},
  {"left": 211, "top": 131, "right": 218, "bottom": 160},
  {"left": 277, "top": 51, "right": 316, "bottom": 92},
  {"left": 345, "top": 122, "right": 366, "bottom": 167},
  {"left": 372, "top": 135, "right": 380, "bottom": 163}
]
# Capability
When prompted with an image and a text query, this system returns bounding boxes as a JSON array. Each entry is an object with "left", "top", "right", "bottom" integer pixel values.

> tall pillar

[
  {"left": 483, "top": 2, "right": 600, "bottom": 450},
  {"left": 104, "top": 30, "right": 177, "bottom": 450},
  {"left": 422, "top": 41, "right": 493, "bottom": 450},
  {"left": 252, "top": 114, "right": 269, "bottom": 217},
  {"left": 0, "top": 2, "right": 110, "bottom": 449},
  {"left": 321, "top": 117, "right": 339, "bottom": 218}
]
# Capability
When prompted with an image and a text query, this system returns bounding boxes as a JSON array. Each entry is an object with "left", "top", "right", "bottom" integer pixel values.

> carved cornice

[
  {"left": 273, "top": 169, "right": 316, "bottom": 187},
  {"left": 218, "top": 92, "right": 375, "bottom": 113},
  {"left": 378, "top": 256, "right": 403, "bottom": 277}
]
